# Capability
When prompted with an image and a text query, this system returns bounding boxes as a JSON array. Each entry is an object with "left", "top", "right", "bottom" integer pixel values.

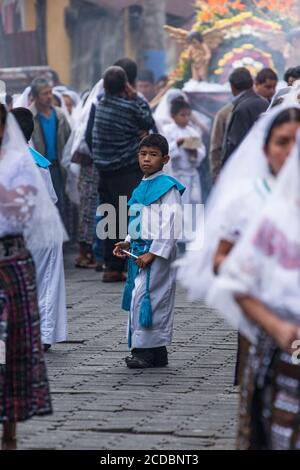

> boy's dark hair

[
  {"left": 229, "top": 67, "right": 253, "bottom": 91},
  {"left": 11, "top": 107, "right": 34, "bottom": 142},
  {"left": 283, "top": 66, "right": 300, "bottom": 84},
  {"left": 139, "top": 133, "right": 169, "bottom": 156},
  {"left": 255, "top": 68, "right": 278, "bottom": 84},
  {"left": 170, "top": 97, "right": 191, "bottom": 116},
  {"left": 188, "top": 31, "right": 204, "bottom": 43},
  {"left": 137, "top": 69, "right": 155, "bottom": 84},
  {"left": 284, "top": 67, "right": 295, "bottom": 84},
  {"left": 103, "top": 66, "right": 127, "bottom": 96},
  {"left": 114, "top": 58, "right": 137, "bottom": 87}
]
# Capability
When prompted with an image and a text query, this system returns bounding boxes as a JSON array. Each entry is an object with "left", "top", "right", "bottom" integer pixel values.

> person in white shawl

[
  {"left": 11, "top": 107, "right": 68, "bottom": 351},
  {"left": 206, "top": 143, "right": 300, "bottom": 450},
  {"left": 0, "top": 105, "right": 65, "bottom": 448},
  {"left": 177, "top": 104, "right": 300, "bottom": 301}
]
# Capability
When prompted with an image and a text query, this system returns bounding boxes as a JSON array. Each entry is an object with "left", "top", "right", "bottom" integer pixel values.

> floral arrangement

[
  {"left": 167, "top": 0, "right": 299, "bottom": 86},
  {"left": 214, "top": 44, "right": 275, "bottom": 82}
]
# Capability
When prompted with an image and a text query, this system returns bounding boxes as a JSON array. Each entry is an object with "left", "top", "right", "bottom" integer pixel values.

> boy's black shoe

[
  {"left": 153, "top": 346, "right": 168, "bottom": 367},
  {"left": 125, "top": 347, "right": 168, "bottom": 368},
  {"left": 125, "top": 355, "right": 153, "bottom": 368},
  {"left": 125, "top": 348, "right": 154, "bottom": 369}
]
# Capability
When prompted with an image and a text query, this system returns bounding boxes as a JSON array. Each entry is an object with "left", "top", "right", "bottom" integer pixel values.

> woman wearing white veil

[
  {"left": 177, "top": 104, "right": 300, "bottom": 302},
  {"left": 0, "top": 104, "right": 65, "bottom": 448},
  {"left": 206, "top": 142, "right": 300, "bottom": 450},
  {"left": 62, "top": 79, "right": 104, "bottom": 268},
  {"left": 61, "top": 79, "right": 104, "bottom": 205}
]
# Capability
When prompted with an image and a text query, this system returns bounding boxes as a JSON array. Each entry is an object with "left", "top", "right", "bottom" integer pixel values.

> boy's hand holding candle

[
  {"left": 113, "top": 241, "right": 130, "bottom": 259},
  {"left": 136, "top": 252, "right": 156, "bottom": 269}
]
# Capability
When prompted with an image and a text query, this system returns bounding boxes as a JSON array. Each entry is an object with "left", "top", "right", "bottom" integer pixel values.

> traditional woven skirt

[
  {"left": 77, "top": 163, "right": 99, "bottom": 245},
  {"left": 0, "top": 235, "right": 52, "bottom": 422},
  {"left": 238, "top": 331, "right": 300, "bottom": 450}
]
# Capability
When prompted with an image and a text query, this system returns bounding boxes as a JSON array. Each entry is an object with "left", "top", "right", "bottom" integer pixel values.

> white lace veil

[
  {"left": 0, "top": 113, "right": 67, "bottom": 250},
  {"left": 206, "top": 142, "right": 300, "bottom": 344},
  {"left": 281, "top": 79, "right": 300, "bottom": 106},
  {"left": 12, "top": 86, "right": 32, "bottom": 109},
  {"left": 177, "top": 104, "right": 300, "bottom": 301},
  {"left": 70, "top": 78, "right": 104, "bottom": 157},
  {"left": 61, "top": 80, "right": 104, "bottom": 204}
]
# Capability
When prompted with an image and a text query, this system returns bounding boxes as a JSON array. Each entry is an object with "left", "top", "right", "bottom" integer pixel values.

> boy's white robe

[
  {"left": 28, "top": 168, "right": 67, "bottom": 345},
  {"left": 126, "top": 171, "right": 183, "bottom": 349}
]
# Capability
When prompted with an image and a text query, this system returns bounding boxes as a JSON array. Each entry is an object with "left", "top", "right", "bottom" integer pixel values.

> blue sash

[{"left": 29, "top": 147, "right": 51, "bottom": 169}]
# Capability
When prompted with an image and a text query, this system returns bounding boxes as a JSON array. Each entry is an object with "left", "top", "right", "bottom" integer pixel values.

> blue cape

[
  {"left": 29, "top": 147, "right": 51, "bottom": 169},
  {"left": 128, "top": 174, "right": 185, "bottom": 207}
]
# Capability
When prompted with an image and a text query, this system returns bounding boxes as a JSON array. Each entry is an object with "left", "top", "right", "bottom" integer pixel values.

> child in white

[
  {"left": 164, "top": 97, "right": 205, "bottom": 203},
  {"left": 163, "top": 97, "right": 206, "bottom": 241}
]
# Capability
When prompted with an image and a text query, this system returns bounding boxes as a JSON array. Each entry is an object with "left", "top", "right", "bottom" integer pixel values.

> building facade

[{"left": 0, "top": 0, "right": 194, "bottom": 91}]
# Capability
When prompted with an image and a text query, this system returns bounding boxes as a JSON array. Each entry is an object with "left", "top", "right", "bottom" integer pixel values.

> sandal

[{"left": 75, "top": 253, "right": 97, "bottom": 269}]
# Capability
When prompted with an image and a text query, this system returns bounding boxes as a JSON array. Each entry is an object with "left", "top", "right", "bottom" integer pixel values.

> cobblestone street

[{"left": 18, "top": 250, "right": 238, "bottom": 450}]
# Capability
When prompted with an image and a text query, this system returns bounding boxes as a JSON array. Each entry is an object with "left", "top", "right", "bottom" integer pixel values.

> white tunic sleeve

[
  {"left": 39, "top": 168, "right": 58, "bottom": 204},
  {"left": 148, "top": 187, "right": 183, "bottom": 260},
  {"left": 195, "top": 143, "right": 206, "bottom": 167}
]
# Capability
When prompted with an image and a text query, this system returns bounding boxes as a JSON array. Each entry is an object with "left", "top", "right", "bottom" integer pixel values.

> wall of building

[
  {"left": 68, "top": 0, "right": 125, "bottom": 91},
  {"left": 25, "top": 0, "right": 37, "bottom": 31},
  {"left": 46, "top": 0, "right": 71, "bottom": 84}
]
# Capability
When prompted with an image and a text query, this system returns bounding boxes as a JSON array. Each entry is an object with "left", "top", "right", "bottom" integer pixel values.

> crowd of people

[
  {"left": 0, "top": 56, "right": 300, "bottom": 450},
  {"left": 180, "top": 68, "right": 300, "bottom": 450}
]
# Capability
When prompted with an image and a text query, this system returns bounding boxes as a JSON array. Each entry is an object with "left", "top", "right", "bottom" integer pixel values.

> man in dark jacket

[
  {"left": 222, "top": 67, "right": 269, "bottom": 165},
  {"left": 92, "top": 66, "right": 155, "bottom": 282}
]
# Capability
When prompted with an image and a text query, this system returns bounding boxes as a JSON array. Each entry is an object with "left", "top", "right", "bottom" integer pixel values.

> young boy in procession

[{"left": 113, "top": 134, "right": 185, "bottom": 369}]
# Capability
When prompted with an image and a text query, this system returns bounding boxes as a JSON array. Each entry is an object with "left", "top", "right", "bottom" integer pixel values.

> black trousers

[
  {"left": 97, "top": 166, "right": 143, "bottom": 272},
  {"left": 49, "top": 161, "right": 65, "bottom": 218}
]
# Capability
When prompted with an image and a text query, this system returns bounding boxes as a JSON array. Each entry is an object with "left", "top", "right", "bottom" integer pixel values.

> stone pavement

[{"left": 18, "top": 250, "right": 238, "bottom": 450}]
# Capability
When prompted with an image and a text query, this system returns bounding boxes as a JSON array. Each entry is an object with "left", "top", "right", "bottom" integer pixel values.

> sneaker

[
  {"left": 102, "top": 271, "right": 127, "bottom": 283},
  {"left": 43, "top": 344, "right": 51, "bottom": 352}
]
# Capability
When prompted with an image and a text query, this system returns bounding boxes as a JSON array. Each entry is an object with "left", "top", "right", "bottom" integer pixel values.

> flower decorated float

[
  {"left": 153, "top": 0, "right": 300, "bottom": 200},
  {"left": 164, "top": 0, "right": 300, "bottom": 88}
]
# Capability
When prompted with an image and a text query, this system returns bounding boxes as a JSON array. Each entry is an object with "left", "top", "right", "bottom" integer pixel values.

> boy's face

[
  {"left": 255, "top": 79, "right": 277, "bottom": 102},
  {"left": 172, "top": 108, "right": 191, "bottom": 128},
  {"left": 138, "top": 145, "right": 169, "bottom": 177}
]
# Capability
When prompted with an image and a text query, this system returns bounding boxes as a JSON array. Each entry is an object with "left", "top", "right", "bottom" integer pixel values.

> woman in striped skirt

[{"left": 0, "top": 105, "right": 64, "bottom": 449}]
